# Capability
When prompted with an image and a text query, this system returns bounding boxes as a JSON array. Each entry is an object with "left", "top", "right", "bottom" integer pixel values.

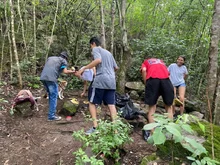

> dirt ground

[{"left": 0, "top": 85, "right": 158, "bottom": 165}]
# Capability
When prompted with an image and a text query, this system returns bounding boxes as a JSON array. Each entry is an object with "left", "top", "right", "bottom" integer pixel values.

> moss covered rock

[
  {"left": 140, "top": 153, "right": 157, "bottom": 165},
  {"left": 191, "top": 121, "right": 220, "bottom": 162},
  {"left": 59, "top": 100, "right": 78, "bottom": 116}
]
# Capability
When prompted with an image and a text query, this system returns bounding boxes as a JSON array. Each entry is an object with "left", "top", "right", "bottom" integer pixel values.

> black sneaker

[{"left": 142, "top": 130, "right": 151, "bottom": 141}]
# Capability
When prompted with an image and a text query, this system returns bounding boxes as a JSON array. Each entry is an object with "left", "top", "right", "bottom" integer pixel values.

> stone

[
  {"left": 125, "top": 81, "right": 145, "bottom": 91},
  {"left": 130, "top": 90, "right": 139, "bottom": 100},
  {"left": 14, "top": 102, "right": 34, "bottom": 117},
  {"left": 59, "top": 100, "right": 78, "bottom": 116}
]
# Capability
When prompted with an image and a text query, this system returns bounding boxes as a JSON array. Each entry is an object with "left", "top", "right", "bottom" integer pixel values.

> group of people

[
  {"left": 40, "top": 36, "right": 188, "bottom": 137},
  {"left": 40, "top": 37, "right": 118, "bottom": 135},
  {"left": 141, "top": 56, "right": 188, "bottom": 139}
]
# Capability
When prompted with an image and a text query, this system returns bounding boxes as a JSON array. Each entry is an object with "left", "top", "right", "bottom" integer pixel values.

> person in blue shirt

[
  {"left": 168, "top": 56, "right": 188, "bottom": 116},
  {"left": 40, "top": 51, "right": 75, "bottom": 121}
]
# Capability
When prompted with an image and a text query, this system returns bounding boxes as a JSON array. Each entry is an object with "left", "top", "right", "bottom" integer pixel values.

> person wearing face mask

[{"left": 168, "top": 56, "right": 188, "bottom": 116}]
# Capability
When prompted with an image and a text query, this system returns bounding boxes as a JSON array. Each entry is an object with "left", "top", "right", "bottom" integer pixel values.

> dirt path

[{"left": 0, "top": 89, "right": 154, "bottom": 165}]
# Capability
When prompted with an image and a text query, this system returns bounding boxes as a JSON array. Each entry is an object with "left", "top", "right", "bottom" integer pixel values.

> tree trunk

[
  {"left": 214, "top": 67, "right": 220, "bottom": 125},
  {"left": 9, "top": 0, "right": 23, "bottom": 88},
  {"left": 45, "top": 0, "right": 59, "bottom": 62},
  {"left": 206, "top": 0, "right": 220, "bottom": 122},
  {"left": 4, "top": 0, "right": 13, "bottom": 80},
  {"left": 116, "top": 0, "right": 132, "bottom": 93},
  {"left": 110, "top": 0, "right": 116, "bottom": 54},
  {"left": 33, "top": 1, "right": 37, "bottom": 74},
  {"left": 99, "top": 0, "right": 106, "bottom": 49},
  {"left": 17, "top": 0, "right": 28, "bottom": 59}
]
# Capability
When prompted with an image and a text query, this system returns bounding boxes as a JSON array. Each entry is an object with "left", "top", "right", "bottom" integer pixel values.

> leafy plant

[
  {"left": 143, "top": 114, "right": 220, "bottom": 165},
  {"left": 73, "top": 118, "right": 133, "bottom": 164}
]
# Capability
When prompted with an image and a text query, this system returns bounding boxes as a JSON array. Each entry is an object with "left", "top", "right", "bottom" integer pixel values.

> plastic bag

[
  {"left": 118, "top": 100, "right": 139, "bottom": 120},
  {"left": 115, "top": 92, "right": 130, "bottom": 108}
]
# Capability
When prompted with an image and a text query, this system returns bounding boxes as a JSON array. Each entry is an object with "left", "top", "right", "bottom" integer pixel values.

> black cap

[{"left": 60, "top": 51, "right": 68, "bottom": 59}]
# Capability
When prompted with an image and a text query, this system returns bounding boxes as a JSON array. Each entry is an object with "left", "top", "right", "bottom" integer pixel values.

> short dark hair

[{"left": 89, "top": 37, "right": 101, "bottom": 46}]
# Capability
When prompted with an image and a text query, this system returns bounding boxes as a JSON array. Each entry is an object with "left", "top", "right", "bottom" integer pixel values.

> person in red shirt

[{"left": 141, "top": 58, "right": 174, "bottom": 140}]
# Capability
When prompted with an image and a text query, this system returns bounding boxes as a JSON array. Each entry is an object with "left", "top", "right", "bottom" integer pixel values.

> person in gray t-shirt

[
  {"left": 40, "top": 51, "right": 75, "bottom": 121},
  {"left": 76, "top": 37, "right": 119, "bottom": 135}
]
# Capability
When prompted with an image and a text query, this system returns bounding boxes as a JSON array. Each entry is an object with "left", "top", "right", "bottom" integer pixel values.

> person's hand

[
  {"left": 74, "top": 70, "right": 82, "bottom": 78},
  {"left": 80, "top": 92, "right": 85, "bottom": 97}
]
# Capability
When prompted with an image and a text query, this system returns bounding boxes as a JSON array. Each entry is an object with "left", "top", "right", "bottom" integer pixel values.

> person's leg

[
  {"left": 103, "top": 89, "right": 117, "bottom": 121},
  {"left": 86, "top": 88, "right": 103, "bottom": 134},
  {"left": 47, "top": 81, "right": 59, "bottom": 120},
  {"left": 178, "top": 86, "right": 186, "bottom": 115},
  {"left": 165, "top": 105, "right": 173, "bottom": 120},
  {"left": 143, "top": 79, "right": 160, "bottom": 140},
  {"left": 89, "top": 102, "right": 98, "bottom": 128},
  {"left": 172, "top": 87, "right": 177, "bottom": 115},
  {"left": 161, "top": 79, "right": 174, "bottom": 120},
  {"left": 148, "top": 105, "right": 157, "bottom": 123}
]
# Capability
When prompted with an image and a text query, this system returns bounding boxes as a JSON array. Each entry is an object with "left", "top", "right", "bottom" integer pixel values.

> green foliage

[
  {"left": 73, "top": 118, "right": 133, "bottom": 164},
  {"left": 24, "top": 76, "right": 41, "bottom": 88},
  {"left": 143, "top": 114, "right": 220, "bottom": 164},
  {"left": 191, "top": 121, "right": 220, "bottom": 162},
  {"left": 127, "top": 32, "right": 188, "bottom": 81}
]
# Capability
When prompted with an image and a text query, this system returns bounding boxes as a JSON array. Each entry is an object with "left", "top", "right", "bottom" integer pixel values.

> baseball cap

[{"left": 60, "top": 51, "right": 68, "bottom": 59}]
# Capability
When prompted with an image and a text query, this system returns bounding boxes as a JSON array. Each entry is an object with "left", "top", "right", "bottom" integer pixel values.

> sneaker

[
  {"left": 48, "top": 116, "right": 62, "bottom": 121},
  {"left": 85, "top": 127, "right": 99, "bottom": 135},
  {"left": 174, "top": 98, "right": 183, "bottom": 106},
  {"left": 142, "top": 130, "right": 151, "bottom": 141}
]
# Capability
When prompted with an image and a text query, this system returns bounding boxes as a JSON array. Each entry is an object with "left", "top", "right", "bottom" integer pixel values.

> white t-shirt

[
  {"left": 168, "top": 63, "right": 188, "bottom": 86},
  {"left": 80, "top": 67, "right": 94, "bottom": 82}
]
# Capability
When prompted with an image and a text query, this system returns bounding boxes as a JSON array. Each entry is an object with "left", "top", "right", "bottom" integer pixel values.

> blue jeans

[{"left": 41, "top": 80, "right": 58, "bottom": 119}]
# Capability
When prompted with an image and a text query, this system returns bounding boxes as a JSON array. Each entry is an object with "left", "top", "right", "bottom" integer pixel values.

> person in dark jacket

[{"left": 40, "top": 51, "right": 75, "bottom": 121}]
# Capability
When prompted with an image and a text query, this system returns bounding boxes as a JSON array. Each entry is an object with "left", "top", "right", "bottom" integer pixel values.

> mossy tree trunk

[
  {"left": 99, "top": 0, "right": 106, "bottom": 49},
  {"left": 206, "top": 0, "right": 220, "bottom": 123},
  {"left": 9, "top": 0, "right": 23, "bottom": 88},
  {"left": 116, "top": 0, "right": 132, "bottom": 93}
]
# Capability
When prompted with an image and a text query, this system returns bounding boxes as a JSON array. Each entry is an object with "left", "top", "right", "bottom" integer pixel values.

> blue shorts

[
  {"left": 89, "top": 88, "right": 115, "bottom": 105},
  {"left": 175, "top": 83, "right": 186, "bottom": 88}
]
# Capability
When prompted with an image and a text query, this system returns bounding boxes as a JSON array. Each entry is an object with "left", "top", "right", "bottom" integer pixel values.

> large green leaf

[
  {"left": 181, "top": 124, "right": 194, "bottom": 134},
  {"left": 152, "top": 127, "right": 166, "bottom": 145},
  {"left": 164, "top": 125, "right": 182, "bottom": 137},
  {"left": 184, "top": 137, "right": 207, "bottom": 156},
  {"left": 143, "top": 123, "right": 160, "bottom": 131}
]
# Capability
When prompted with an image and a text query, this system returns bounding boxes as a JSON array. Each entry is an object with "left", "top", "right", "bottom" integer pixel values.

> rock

[
  {"left": 189, "top": 111, "right": 204, "bottom": 120},
  {"left": 130, "top": 90, "right": 139, "bottom": 100},
  {"left": 59, "top": 100, "right": 78, "bottom": 116},
  {"left": 14, "top": 102, "right": 34, "bottom": 117},
  {"left": 140, "top": 153, "right": 158, "bottom": 165},
  {"left": 125, "top": 81, "right": 145, "bottom": 91}
]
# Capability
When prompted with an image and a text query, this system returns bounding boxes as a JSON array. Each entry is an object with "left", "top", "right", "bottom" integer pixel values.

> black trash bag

[
  {"left": 118, "top": 100, "right": 139, "bottom": 120},
  {"left": 115, "top": 92, "right": 130, "bottom": 108}
]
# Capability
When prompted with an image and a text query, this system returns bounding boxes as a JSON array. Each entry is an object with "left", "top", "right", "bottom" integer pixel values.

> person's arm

[
  {"left": 81, "top": 81, "right": 88, "bottom": 97},
  {"left": 141, "top": 67, "right": 147, "bottom": 85},
  {"left": 62, "top": 68, "right": 75, "bottom": 74},
  {"left": 76, "top": 59, "right": 101, "bottom": 77},
  {"left": 92, "top": 67, "right": 96, "bottom": 76}
]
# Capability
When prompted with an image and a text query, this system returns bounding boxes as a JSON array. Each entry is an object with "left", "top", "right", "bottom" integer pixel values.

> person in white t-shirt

[
  {"left": 168, "top": 56, "right": 188, "bottom": 116},
  {"left": 80, "top": 67, "right": 96, "bottom": 99}
]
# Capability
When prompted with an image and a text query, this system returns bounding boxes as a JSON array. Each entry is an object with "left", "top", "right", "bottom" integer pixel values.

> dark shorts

[
  {"left": 88, "top": 82, "right": 93, "bottom": 101},
  {"left": 89, "top": 88, "right": 115, "bottom": 105},
  {"left": 145, "top": 78, "right": 174, "bottom": 106}
]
